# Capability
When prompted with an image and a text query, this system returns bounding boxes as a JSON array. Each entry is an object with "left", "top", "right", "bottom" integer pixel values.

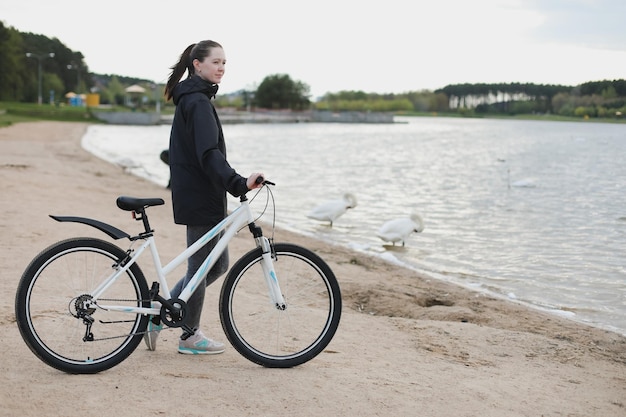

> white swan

[
  {"left": 307, "top": 193, "right": 357, "bottom": 227},
  {"left": 377, "top": 212, "right": 425, "bottom": 246}
]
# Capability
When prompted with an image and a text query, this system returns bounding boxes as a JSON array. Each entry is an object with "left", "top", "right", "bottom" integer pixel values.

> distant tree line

[
  {"left": 314, "top": 80, "right": 626, "bottom": 119},
  {"left": 313, "top": 90, "right": 448, "bottom": 113},
  {"left": 437, "top": 81, "right": 626, "bottom": 118},
  {"left": 1, "top": 21, "right": 624, "bottom": 119}
]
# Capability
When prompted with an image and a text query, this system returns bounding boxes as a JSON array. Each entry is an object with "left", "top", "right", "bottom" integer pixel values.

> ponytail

[{"left": 164, "top": 43, "right": 195, "bottom": 101}]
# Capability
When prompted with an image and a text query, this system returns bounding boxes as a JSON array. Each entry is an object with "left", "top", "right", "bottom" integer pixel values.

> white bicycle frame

[{"left": 91, "top": 196, "right": 286, "bottom": 316}]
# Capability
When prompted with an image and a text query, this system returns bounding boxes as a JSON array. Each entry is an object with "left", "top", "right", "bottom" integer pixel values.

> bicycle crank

[{"left": 158, "top": 297, "right": 190, "bottom": 328}]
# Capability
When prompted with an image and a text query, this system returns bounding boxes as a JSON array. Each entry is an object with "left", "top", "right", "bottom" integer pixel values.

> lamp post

[{"left": 25, "top": 52, "right": 55, "bottom": 105}]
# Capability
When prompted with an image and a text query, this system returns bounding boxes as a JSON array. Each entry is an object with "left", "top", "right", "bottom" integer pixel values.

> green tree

[
  {"left": 254, "top": 74, "right": 310, "bottom": 110},
  {"left": 104, "top": 76, "right": 126, "bottom": 105},
  {"left": 43, "top": 72, "right": 64, "bottom": 104},
  {"left": 0, "top": 22, "right": 26, "bottom": 101}
]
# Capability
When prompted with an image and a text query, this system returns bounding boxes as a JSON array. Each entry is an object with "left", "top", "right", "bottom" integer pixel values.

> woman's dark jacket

[{"left": 168, "top": 75, "right": 249, "bottom": 226}]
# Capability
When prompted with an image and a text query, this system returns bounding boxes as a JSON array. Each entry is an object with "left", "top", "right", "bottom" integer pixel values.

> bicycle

[{"left": 15, "top": 179, "right": 342, "bottom": 374}]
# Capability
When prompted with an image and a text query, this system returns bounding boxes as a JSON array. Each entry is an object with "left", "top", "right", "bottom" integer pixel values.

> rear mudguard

[{"left": 50, "top": 215, "right": 130, "bottom": 240}]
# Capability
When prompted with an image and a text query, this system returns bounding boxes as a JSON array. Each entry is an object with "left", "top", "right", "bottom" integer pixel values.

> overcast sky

[{"left": 2, "top": 0, "right": 625, "bottom": 98}]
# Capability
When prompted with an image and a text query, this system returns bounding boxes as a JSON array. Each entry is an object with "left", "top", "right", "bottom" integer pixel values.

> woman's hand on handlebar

[{"left": 246, "top": 173, "right": 265, "bottom": 190}]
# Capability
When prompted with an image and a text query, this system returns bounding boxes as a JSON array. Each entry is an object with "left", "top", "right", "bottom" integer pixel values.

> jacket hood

[{"left": 172, "top": 75, "right": 219, "bottom": 105}]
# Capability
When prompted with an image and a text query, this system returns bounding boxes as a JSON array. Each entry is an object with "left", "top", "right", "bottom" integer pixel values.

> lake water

[{"left": 82, "top": 116, "right": 626, "bottom": 335}]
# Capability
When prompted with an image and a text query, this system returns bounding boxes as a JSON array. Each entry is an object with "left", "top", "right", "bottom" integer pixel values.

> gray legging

[{"left": 170, "top": 225, "right": 229, "bottom": 337}]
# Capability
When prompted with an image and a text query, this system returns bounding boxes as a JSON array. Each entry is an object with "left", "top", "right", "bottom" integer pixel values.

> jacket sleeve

[{"left": 189, "top": 98, "right": 249, "bottom": 197}]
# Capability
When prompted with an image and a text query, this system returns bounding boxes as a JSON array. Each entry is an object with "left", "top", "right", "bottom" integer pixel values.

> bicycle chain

[
  {"left": 97, "top": 298, "right": 151, "bottom": 303},
  {"left": 87, "top": 298, "right": 156, "bottom": 341}
]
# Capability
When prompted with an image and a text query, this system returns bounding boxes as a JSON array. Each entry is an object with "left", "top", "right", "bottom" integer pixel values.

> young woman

[{"left": 144, "top": 40, "right": 264, "bottom": 354}]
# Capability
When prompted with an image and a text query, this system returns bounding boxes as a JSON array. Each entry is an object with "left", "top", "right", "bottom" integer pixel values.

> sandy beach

[{"left": 1, "top": 121, "right": 625, "bottom": 417}]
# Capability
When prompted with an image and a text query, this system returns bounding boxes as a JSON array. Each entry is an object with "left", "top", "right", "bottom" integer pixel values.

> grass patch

[{"left": 0, "top": 101, "right": 102, "bottom": 126}]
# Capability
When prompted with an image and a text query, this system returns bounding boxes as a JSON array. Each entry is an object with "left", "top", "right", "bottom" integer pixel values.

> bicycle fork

[{"left": 256, "top": 236, "right": 286, "bottom": 310}]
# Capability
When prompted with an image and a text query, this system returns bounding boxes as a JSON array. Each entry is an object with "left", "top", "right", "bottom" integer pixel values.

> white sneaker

[{"left": 178, "top": 330, "right": 225, "bottom": 355}]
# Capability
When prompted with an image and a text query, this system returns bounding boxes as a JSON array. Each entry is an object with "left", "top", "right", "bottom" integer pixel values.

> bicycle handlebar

[{"left": 256, "top": 176, "right": 275, "bottom": 186}]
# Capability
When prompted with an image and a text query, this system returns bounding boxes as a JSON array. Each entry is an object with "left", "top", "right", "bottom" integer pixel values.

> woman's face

[{"left": 194, "top": 47, "right": 226, "bottom": 84}]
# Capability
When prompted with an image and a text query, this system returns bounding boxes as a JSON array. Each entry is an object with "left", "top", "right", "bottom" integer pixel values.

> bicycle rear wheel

[
  {"left": 220, "top": 243, "right": 341, "bottom": 367},
  {"left": 15, "top": 237, "right": 149, "bottom": 374}
]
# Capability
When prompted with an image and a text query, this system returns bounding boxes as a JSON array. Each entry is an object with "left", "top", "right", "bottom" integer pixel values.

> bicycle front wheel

[
  {"left": 15, "top": 237, "right": 150, "bottom": 374},
  {"left": 220, "top": 243, "right": 341, "bottom": 368}
]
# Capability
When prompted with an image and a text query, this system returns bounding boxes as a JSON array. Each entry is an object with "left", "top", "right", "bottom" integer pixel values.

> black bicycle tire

[
  {"left": 15, "top": 237, "right": 150, "bottom": 374},
  {"left": 219, "top": 243, "right": 341, "bottom": 367}
]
